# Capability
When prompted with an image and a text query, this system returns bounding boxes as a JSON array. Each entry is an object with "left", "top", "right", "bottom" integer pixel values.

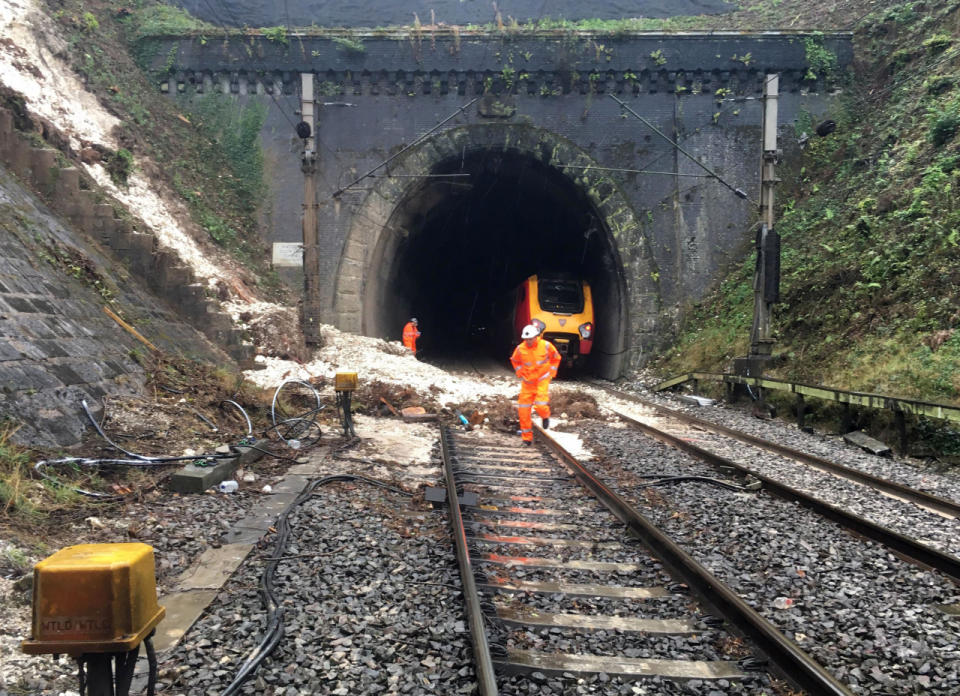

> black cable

[
  {"left": 82, "top": 399, "right": 154, "bottom": 461},
  {"left": 76, "top": 657, "right": 86, "bottom": 696},
  {"left": 241, "top": 443, "right": 303, "bottom": 464},
  {"left": 610, "top": 94, "right": 754, "bottom": 203},
  {"left": 145, "top": 633, "right": 157, "bottom": 696},
  {"left": 221, "top": 474, "right": 412, "bottom": 695}
]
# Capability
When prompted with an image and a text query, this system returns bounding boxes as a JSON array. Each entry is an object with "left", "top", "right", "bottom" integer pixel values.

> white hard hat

[
  {"left": 410, "top": 317, "right": 418, "bottom": 324},
  {"left": 521, "top": 325, "right": 539, "bottom": 340}
]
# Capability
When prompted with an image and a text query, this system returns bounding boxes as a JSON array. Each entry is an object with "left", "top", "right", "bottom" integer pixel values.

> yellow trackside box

[
  {"left": 334, "top": 371, "right": 358, "bottom": 391},
  {"left": 21, "top": 543, "right": 165, "bottom": 655}
]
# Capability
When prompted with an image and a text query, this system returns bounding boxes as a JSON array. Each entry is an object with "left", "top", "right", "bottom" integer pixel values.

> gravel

[
  {"left": 626, "top": 383, "right": 960, "bottom": 501},
  {"left": 576, "top": 419, "right": 960, "bottom": 695},
  {"left": 0, "top": 489, "right": 261, "bottom": 695},
  {"left": 158, "top": 480, "right": 476, "bottom": 696},
  {"left": 602, "top": 399, "right": 960, "bottom": 558}
]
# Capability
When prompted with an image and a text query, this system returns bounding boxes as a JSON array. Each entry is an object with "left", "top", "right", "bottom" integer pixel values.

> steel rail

[
  {"left": 595, "top": 386, "right": 960, "bottom": 518},
  {"left": 440, "top": 426, "right": 499, "bottom": 696},
  {"left": 532, "top": 425, "right": 854, "bottom": 696},
  {"left": 609, "top": 411, "right": 960, "bottom": 585}
]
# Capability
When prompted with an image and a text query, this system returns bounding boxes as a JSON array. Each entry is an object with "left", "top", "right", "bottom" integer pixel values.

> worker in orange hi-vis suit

[
  {"left": 402, "top": 318, "right": 421, "bottom": 355},
  {"left": 510, "top": 324, "right": 562, "bottom": 445}
]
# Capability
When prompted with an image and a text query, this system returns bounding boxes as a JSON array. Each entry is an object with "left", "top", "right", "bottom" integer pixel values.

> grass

[
  {"left": 0, "top": 422, "right": 97, "bottom": 528},
  {"left": 0, "top": 423, "right": 39, "bottom": 521}
]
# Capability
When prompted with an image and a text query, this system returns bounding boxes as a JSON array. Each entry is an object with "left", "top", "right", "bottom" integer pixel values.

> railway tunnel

[{"left": 361, "top": 147, "right": 630, "bottom": 376}]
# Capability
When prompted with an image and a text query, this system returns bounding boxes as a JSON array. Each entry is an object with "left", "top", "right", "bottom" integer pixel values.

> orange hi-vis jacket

[
  {"left": 510, "top": 337, "right": 561, "bottom": 385},
  {"left": 402, "top": 321, "right": 421, "bottom": 352}
]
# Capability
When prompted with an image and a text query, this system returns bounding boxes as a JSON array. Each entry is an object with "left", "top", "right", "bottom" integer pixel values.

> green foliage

[
  {"left": 923, "top": 33, "right": 952, "bottom": 54},
  {"left": 81, "top": 11, "right": 99, "bottom": 32},
  {"left": 649, "top": 49, "right": 667, "bottom": 66},
  {"left": 262, "top": 26, "right": 289, "bottom": 46},
  {"left": 888, "top": 48, "right": 916, "bottom": 72},
  {"left": 1, "top": 546, "right": 31, "bottom": 574},
  {"left": 104, "top": 148, "right": 134, "bottom": 186},
  {"left": 126, "top": 4, "right": 214, "bottom": 41},
  {"left": 882, "top": 3, "right": 919, "bottom": 23},
  {"left": 927, "top": 96, "right": 960, "bottom": 146},
  {"left": 187, "top": 93, "right": 266, "bottom": 217},
  {"left": 317, "top": 80, "right": 341, "bottom": 96},
  {"left": 924, "top": 75, "right": 955, "bottom": 95},
  {"left": 804, "top": 34, "right": 837, "bottom": 80},
  {"left": 332, "top": 36, "right": 365, "bottom": 53}
]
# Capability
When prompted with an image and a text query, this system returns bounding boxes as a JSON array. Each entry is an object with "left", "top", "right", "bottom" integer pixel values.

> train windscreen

[{"left": 538, "top": 278, "right": 584, "bottom": 314}]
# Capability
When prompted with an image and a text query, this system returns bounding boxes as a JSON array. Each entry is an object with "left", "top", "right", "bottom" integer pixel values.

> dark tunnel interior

[{"left": 365, "top": 148, "right": 628, "bottom": 375}]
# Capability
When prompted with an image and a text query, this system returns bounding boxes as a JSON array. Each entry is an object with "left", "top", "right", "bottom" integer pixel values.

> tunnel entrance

[{"left": 363, "top": 147, "right": 629, "bottom": 376}]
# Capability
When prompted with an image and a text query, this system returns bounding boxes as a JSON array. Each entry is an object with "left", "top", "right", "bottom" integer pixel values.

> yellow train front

[{"left": 513, "top": 274, "right": 594, "bottom": 368}]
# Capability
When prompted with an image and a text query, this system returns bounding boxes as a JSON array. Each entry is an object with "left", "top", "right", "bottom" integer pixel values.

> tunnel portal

[{"left": 364, "top": 148, "right": 628, "bottom": 374}]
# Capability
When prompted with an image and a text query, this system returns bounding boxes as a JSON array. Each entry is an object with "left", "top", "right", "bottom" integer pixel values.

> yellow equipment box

[
  {"left": 334, "top": 371, "right": 358, "bottom": 391},
  {"left": 21, "top": 543, "right": 165, "bottom": 655}
]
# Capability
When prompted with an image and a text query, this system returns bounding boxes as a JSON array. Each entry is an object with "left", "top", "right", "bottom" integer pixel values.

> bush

[
  {"left": 923, "top": 34, "right": 952, "bottom": 55},
  {"left": 928, "top": 99, "right": 960, "bottom": 146},
  {"left": 104, "top": 148, "right": 134, "bottom": 186}
]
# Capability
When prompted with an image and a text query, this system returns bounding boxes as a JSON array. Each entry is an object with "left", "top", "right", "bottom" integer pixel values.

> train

[{"left": 510, "top": 273, "right": 594, "bottom": 367}]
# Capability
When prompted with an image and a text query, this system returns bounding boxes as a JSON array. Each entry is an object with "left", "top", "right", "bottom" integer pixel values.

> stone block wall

[
  {"left": 0, "top": 107, "right": 253, "bottom": 447},
  {"left": 0, "top": 107, "right": 253, "bottom": 363}
]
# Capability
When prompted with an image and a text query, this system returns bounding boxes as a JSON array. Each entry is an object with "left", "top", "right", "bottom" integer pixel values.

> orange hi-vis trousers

[{"left": 518, "top": 378, "right": 551, "bottom": 442}]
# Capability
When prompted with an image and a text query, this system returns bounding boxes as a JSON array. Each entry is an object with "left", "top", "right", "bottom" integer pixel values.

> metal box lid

[
  {"left": 21, "top": 543, "right": 165, "bottom": 655},
  {"left": 335, "top": 371, "right": 358, "bottom": 391}
]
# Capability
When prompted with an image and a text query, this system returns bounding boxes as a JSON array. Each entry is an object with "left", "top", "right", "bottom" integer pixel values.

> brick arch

[{"left": 333, "top": 122, "right": 661, "bottom": 377}]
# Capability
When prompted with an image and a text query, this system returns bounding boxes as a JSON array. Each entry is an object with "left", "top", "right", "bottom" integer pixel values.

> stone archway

[{"left": 333, "top": 123, "right": 661, "bottom": 378}]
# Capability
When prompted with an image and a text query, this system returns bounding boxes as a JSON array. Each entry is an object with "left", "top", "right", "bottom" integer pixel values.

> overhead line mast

[
  {"left": 300, "top": 73, "right": 322, "bottom": 346},
  {"left": 734, "top": 73, "right": 781, "bottom": 386}
]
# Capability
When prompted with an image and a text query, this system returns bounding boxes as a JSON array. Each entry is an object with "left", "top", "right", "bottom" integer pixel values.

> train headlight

[
  {"left": 531, "top": 318, "right": 546, "bottom": 334},
  {"left": 578, "top": 322, "right": 593, "bottom": 339}
]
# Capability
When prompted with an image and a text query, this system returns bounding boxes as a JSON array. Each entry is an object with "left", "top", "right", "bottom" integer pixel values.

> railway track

[
  {"left": 155, "top": 395, "right": 960, "bottom": 695},
  {"left": 587, "top": 385, "right": 960, "bottom": 581},
  {"left": 439, "top": 425, "right": 853, "bottom": 695},
  {"left": 597, "top": 385, "right": 960, "bottom": 519}
]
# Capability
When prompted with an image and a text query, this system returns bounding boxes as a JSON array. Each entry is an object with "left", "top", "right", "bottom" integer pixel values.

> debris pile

[
  {"left": 230, "top": 302, "right": 309, "bottom": 362},
  {"left": 248, "top": 324, "right": 518, "bottom": 408},
  {"left": 550, "top": 389, "right": 603, "bottom": 420}
]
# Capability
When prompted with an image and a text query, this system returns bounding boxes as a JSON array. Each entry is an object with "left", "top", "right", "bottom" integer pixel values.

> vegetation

[
  {"left": 659, "top": 0, "right": 960, "bottom": 411},
  {"left": 332, "top": 36, "right": 365, "bottom": 53},
  {"left": 42, "top": 0, "right": 286, "bottom": 297},
  {"left": 0, "top": 423, "right": 38, "bottom": 522}
]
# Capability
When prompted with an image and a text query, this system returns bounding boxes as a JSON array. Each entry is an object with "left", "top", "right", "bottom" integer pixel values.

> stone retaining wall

[{"left": 0, "top": 106, "right": 251, "bottom": 446}]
